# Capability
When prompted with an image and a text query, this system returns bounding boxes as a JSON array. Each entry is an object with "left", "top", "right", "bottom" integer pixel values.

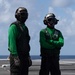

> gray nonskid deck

[{"left": 0, "top": 59, "right": 75, "bottom": 75}]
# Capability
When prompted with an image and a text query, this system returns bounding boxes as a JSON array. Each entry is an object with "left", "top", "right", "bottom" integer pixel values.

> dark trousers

[
  {"left": 39, "top": 55, "right": 61, "bottom": 75},
  {"left": 10, "top": 54, "right": 29, "bottom": 75}
]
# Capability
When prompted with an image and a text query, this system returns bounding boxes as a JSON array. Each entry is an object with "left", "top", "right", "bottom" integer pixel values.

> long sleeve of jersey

[{"left": 8, "top": 24, "right": 18, "bottom": 56}]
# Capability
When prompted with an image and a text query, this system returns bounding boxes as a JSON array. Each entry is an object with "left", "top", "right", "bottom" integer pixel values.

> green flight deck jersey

[
  {"left": 40, "top": 27, "right": 64, "bottom": 56},
  {"left": 8, "top": 23, "right": 30, "bottom": 56}
]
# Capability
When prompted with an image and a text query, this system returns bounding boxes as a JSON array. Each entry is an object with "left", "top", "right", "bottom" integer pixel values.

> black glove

[
  {"left": 14, "top": 56, "right": 20, "bottom": 66},
  {"left": 28, "top": 57, "right": 32, "bottom": 67}
]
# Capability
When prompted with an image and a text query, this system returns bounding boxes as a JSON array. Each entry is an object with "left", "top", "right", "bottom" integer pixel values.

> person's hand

[
  {"left": 14, "top": 56, "right": 20, "bottom": 66},
  {"left": 28, "top": 57, "right": 32, "bottom": 67}
]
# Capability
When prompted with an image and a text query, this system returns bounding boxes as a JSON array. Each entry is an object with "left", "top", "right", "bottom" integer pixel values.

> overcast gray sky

[{"left": 0, "top": 0, "right": 75, "bottom": 55}]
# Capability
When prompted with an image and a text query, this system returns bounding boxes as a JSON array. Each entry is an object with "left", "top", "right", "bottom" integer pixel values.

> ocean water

[{"left": 0, "top": 55, "right": 75, "bottom": 60}]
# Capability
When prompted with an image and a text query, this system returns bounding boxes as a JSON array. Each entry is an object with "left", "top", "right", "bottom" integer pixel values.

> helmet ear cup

[
  {"left": 15, "top": 8, "right": 20, "bottom": 20},
  {"left": 15, "top": 8, "right": 18, "bottom": 19},
  {"left": 15, "top": 13, "right": 18, "bottom": 19},
  {"left": 43, "top": 19, "right": 48, "bottom": 25},
  {"left": 54, "top": 18, "right": 59, "bottom": 24},
  {"left": 43, "top": 17, "right": 48, "bottom": 25},
  {"left": 15, "top": 13, "right": 20, "bottom": 21}
]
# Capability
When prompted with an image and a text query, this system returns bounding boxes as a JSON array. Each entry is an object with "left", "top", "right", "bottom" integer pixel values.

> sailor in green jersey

[
  {"left": 39, "top": 13, "right": 64, "bottom": 75},
  {"left": 8, "top": 23, "right": 29, "bottom": 56},
  {"left": 8, "top": 7, "right": 32, "bottom": 75}
]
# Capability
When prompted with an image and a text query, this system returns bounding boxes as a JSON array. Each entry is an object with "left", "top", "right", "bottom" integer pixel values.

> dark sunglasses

[{"left": 47, "top": 18, "right": 55, "bottom": 21}]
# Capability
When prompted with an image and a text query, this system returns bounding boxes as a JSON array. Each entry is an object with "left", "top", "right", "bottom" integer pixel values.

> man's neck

[{"left": 47, "top": 26, "right": 54, "bottom": 29}]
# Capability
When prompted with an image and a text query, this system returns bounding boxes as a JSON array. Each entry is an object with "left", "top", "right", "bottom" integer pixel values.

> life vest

[
  {"left": 11, "top": 21, "right": 30, "bottom": 57},
  {"left": 44, "top": 28, "right": 59, "bottom": 41}
]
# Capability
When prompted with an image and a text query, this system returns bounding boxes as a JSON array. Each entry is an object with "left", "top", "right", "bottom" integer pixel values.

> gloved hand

[
  {"left": 14, "top": 56, "right": 20, "bottom": 66},
  {"left": 28, "top": 56, "right": 32, "bottom": 67}
]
